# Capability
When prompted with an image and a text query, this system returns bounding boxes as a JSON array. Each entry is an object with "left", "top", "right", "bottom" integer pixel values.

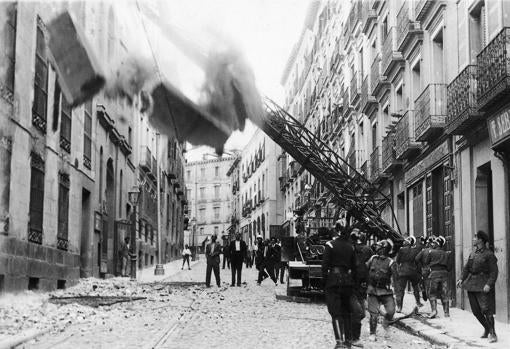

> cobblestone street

[{"left": 17, "top": 260, "right": 437, "bottom": 349}]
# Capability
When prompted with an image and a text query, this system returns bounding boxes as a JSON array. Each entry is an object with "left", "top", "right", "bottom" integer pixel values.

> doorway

[
  {"left": 105, "top": 159, "right": 115, "bottom": 274},
  {"left": 80, "top": 189, "right": 91, "bottom": 277}
]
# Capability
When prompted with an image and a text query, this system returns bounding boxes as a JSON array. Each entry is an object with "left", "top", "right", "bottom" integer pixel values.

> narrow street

[{"left": 18, "top": 261, "right": 436, "bottom": 349}]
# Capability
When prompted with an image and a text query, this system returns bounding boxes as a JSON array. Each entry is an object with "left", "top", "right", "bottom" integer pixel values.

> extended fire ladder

[{"left": 259, "top": 99, "right": 403, "bottom": 242}]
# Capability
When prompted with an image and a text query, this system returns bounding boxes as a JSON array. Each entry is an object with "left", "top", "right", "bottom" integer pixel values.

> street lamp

[
  {"left": 191, "top": 217, "right": 197, "bottom": 260},
  {"left": 128, "top": 186, "right": 140, "bottom": 281}
]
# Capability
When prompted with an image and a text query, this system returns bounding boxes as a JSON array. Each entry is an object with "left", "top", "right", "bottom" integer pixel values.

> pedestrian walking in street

[
  {"left": 272, "top": 238, "right": 284, "bottom": 283},
  {"left": 246, "top": 241, "right": 253, "bottom": 268},
  {"left": 229, "top": 233, "right": 247, "bottom": 286},
  {"left": 255, "top": 236, "right": 278, "bottom": 285},
  {"left": 275, "top": 239, "right": 287, "bottom": 284},
  {"left": 457, "top": 230, "right": 498, "bottom": 343},
  {"left": 322, "top": 223, "right": 359, "bottom": 348},
  {"left": 222, "top": 237, "right": 231, "bottom": 270},
  {"left": 395, "top": 236, "right": 423, "bottom": 313},
  {"left": 350, "top": 228, "right": 373, "bottom": 343},
  {"left": 415, "top": 236, "right": 434, "bottom": 302},
  {"left": 181, "top": 244, "right": 192, "bottom": 270},
  {"left": 366, "top": 239, "right": 398, "bottom": 342},
  {"left": 424, "top": 236, "right": 451, "bottom": 318},
  {"left": 119, "top": 237, "right": 130, "bottom": 277},
  {"left": 205, "top": 234, "right": 222, "bottom": 287}
]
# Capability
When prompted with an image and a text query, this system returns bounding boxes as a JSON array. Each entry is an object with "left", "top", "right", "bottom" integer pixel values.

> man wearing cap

[
  {"left": 366, "top": 239, "right": 398, "bottom": 342},
  {"left": 395, "top": 236, "right": 422, "bottom": 312},
  {"left": 322, "top": 222, "right": 358, "bottom": 348},
  {"left": 457, "top": 230, "right": 498, "bottom": 343},
  {"left": 424, "top": 235, "right": 451, "bottom": 318},
  {"left": 350, "top": 228, "right": 373, "bottom": 343}
]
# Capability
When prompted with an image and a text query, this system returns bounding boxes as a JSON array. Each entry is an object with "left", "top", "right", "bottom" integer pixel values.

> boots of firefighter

[
  {"left": 342, "top": 314, "right": 353, "bottom": 345},
  {"left": 442, "top": 299, "right": 450, "bottom": 317},
  {"left": 429, "top": 300, "right": 438, "bottom": 319},
  {"left": 368, "top": 315, "right": 378, "bottom": 341},
  {"left": 473, "top": 312, "right": 489, "bottom": 338},
  {"left": 485, "top": 314, "right": 498, "bottom": 343},
  {"left": 414, "top": 288, "right": 423, "bottom": 307}
]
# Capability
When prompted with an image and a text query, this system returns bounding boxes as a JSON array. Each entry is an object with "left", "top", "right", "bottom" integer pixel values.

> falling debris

[{"left": 46, "top": 11, "right": 105, "bottom": 107}]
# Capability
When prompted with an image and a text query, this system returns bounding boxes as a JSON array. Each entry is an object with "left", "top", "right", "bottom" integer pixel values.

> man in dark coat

[
  {"left": 457, "top": 230, "right": 498, "bottom": 343},
  {"left": 322, "top": 223, "right": 359, "bottom": 348},
  {"left": 256, "top": 236, "right": 277, "bottom": 285},
  {"left": 366, "top": 239, "right": 398, "bottom": 342},
  {"left": 205, "top": 234, "right": 222, "bottom": 287},
  {"left": 222, "top": 239, "right": 231, "bottom": 270},
  {"left": 229, "top": 233, "right": 247, "bottom": 286},
  {"left": 415, "top": 236, "right": 434, "bottom": 302},
  {"left": 395, "top": 236, "right": 423, "bottom": 312},
  {"left": 350, "top": 228, "right": 373, "bottom": 343}
]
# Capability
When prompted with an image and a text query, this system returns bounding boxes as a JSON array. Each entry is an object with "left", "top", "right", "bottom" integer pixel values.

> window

[
  {"left": 200, "top": 167, "right": 205, "bottom": 179},
  {"left": 214, "top": 207, "right": 220, "bottom": 220},
  {"left": 187, "top": 170, "right": 191, "bottom": 181},
  {"left": 214, "top": 226, "right": 219, "bottom": 235},
  {"left": 57, "top": 172, "right": 70, "bottom": 250},
  {"left": 29, "top": 154, "right": 45, "bottom": 244},
  {"left": 395, "top": 84, "right": 404, "bottom": 114},
  {"left": 199, "top": 187, "right": 205, "bottom": 199},
  {"left": 59, "top": 88, "right": 72, "bottom": 153},
  {"left": 3, "top": 2, "right": 16, "bottom": 95},
  {"left": 432, "top": 29, "right": 444, "bottom": 83},
  {"left": 199, "top": 208, "right": 205, "bottom": 222},
  {"left": 119, "top": 170, "right": 123, "bottom": 217},
  {"left": 412, "top": 61, "right": 422, "bottom": 102},
  {"left": 32, "top": 19, "right": 48, "bottom": 133},
  {"left": 214, "top": 185, "right": 220, "bottom": 199},
  {"left": 99, "top": 147, "right": 103, "bottom": 204},
  {"left": 381, "top": 17, "right": 388, "bottom": 42},
  {"left": 166, "top": 193, "right": 170, "bottom": 228},
  {"left": 83, "top": 101, "right": 92, "bottom": 169},
  {"left": 372, "top": 122, "right": 378, "bottom": 150},
  {"left": 215, "top": 166, "right": 219, "bottom": 177},
  {"left": 469, "top": 2, "right": 486, "bottom": 62}
]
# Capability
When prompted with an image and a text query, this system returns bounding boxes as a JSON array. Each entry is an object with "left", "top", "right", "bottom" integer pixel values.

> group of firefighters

[{"left": 322, "top": 221, "right": 499, "bottom": 348}]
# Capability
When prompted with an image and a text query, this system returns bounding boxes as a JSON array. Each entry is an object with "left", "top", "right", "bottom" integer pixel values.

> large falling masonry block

[
  {"left": 46, "top": 11, "right": 105, "bottom": 107},
  {"left": 149, "top": 80, "right": 231, "bottom": 154}
]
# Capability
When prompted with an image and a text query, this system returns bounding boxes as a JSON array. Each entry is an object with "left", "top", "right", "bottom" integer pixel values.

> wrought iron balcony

[
  {"left": 369, "top": 146, "right": 388, "bottom": 182},
  {"left": 477, "top": 27, "right": 510, "bottom": 111},
  {"left": 395, "top": 110, "right": 421, "bottom": 159},
  {"left": 362, "top": 0, "right": 377, "bottom": 34},
  {"left": 350, "top": 72, "right": 361, "bottom": 105},
  {"left": 57, "top": 236, "right": 69, "bottom": 251},
  {"left": 370, "top": 56, "right": 389, "bottom": 96},
  {"left": 361, "top": 76, "right": 378, "bottom": 114},
  {"left": 28, "top": 228, "right": 43, "bottom": 244},
  {"left": 167, "top": 161, "right": 177, "bottom": 179},
  {"left": 342, "top": 88, "right": 352, "bottom": 117},
  {"left": 381, "top": 132, "right": 402, "bottom": 173},
  {"left": 140, "top": 146, "right": 152, "bottom": 173},
  {"left": 83, "top": 154, "right": 91, "bottom": 170},
  {"left": 414, "top": 83, "right": 447, "bottom": 142},
  {"left": 396, "top": 1, "right": 422, "bottom": 52},
  {"left": 381, "top": 27, "right": 404, "bottom": 76},
  {"left": 446, "top": 65, "right": 483, "bottom": 135}
]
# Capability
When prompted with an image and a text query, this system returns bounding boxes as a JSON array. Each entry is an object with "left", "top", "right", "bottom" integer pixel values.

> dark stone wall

[{"left": 0, "top": 235, "right": 80, "bottom": 292}]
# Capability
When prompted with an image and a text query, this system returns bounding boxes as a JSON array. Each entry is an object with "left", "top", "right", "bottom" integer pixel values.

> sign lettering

[{"left": 488, "top": 108, "right": 510, "bottom": 147}]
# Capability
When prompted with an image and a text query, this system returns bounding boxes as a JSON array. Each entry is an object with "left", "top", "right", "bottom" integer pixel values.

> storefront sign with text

[{"left": 488, "top": 108, "right": 510, "bottom": 148}]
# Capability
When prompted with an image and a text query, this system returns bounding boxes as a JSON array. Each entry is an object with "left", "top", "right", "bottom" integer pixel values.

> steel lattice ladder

[{"left": 259, "top": 99, "right": 403, "bottom": 242}]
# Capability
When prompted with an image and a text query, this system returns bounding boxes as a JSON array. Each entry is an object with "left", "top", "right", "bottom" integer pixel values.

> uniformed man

[
  {"left": 322, "top": 223, "right": 358, "bottom": 348},
  {"left": 457, "top": 230, "right": 498, "bottom": 343},
  {"left": 415, "top": 236, "right": 434, "bottom": 302},
  {"left": 424, "top": 236, "right": 451, "bottom": 318},
  {"left": 350, "top": 228, "right": 373, "bottom": 343},
  {"left": 366, "top": 239, "right": 397, "bottom": 342},
  {"left": 395, "top": 236, "right": 422, "bottom": 313}
]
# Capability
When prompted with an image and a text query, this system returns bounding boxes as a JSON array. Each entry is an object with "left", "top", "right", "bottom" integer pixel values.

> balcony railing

[
  {"left": 140, "top": 146, "right": 152, "bottom": 173},
  {"left": 370, "top": 56, "right": 386, "bottom": 96},
  {"left": 167, "top": 161, "right": 177, "bottom": 179},
  {"left": 477, "top": 27, "right": 510, "bottom": 111},
  {"left": 414, "top": 83, "right": 447, "bottom": 142},
  {"left": 396, "top": 1, "right": 422, "bottom": 51},
  {"left": 395, "top": 110, "right": 421, "bottom": 160},
  {"left": 342, "top": 88, "right": 352, "bottom": 117},
  {"left": 446, "top": 65, "right": 483, "bottom": 135},
  {"left": 381, "top": 27, "right": 404, "bottom": 76},
  {"left": 350, "top": 72, "right": 361, "bottom": 105},
  {"left": 415, "top": 0, "right": 435, "bottom": 22},
  {"left": 369, "top": 146, "right": 387, "bottom": 182},
  {"left": 381, "top": 133, "right": 402, "bottom": 173},
  {"left": 362, "top": 0, "right": 377, "bottom": 34}
]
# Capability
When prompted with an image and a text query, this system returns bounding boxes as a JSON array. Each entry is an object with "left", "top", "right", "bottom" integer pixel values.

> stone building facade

[
  {"left": 281, "top": 0, "right": 510, "bottom": 323},
  {"left": 185, "top": 156, "right": 233, "bottom": 251},
  {"left": 0, "top": 1, "right": 186, "bottom": 292}
]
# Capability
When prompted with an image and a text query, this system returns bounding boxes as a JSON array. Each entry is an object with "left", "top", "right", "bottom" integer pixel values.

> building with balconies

[{"left": 185, "top": 155, "right": 234, "bottom": 250}]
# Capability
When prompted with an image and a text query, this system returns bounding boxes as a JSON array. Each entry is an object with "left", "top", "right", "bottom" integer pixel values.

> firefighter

[
  {"left": 322, "top": 222, "right": 358, "bottom": 348},
  {"left": 366, "top": 239, "right": 398, "bottom": 342},
  {"left": 395, "top": 236, "right": 422, "bottom": 313},
  {"left": 350, "top": 228, "right": 373, "bottom": 343},
  {"left": 415, "top": 236, "right": 434, "bottom": 302},
  {"left": 424, "top": 236, "right": 451, "bottom": 318}
]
